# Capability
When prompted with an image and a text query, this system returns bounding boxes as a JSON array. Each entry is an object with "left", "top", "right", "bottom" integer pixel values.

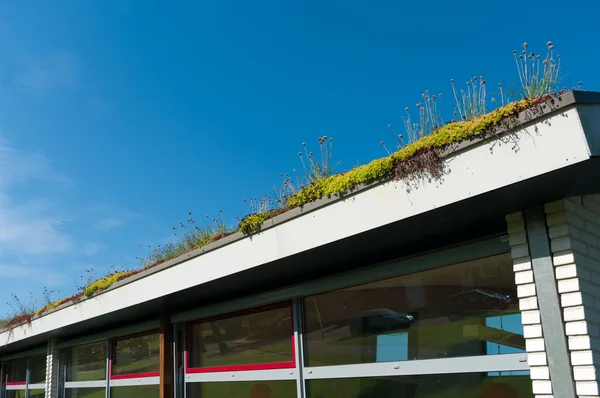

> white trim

[
  {"left": 109, "top": 377, "right": 159, "bottom": 387},
  {"left": 5, "top": 385, "right": 26, "bottom": 391},
  {"left": 303, "top": 353, "right": 529, "bottom": 380},
  {"left": 185, "top": 369, "right": 297, "bottom": 383},
  {"left": 28, "top": 383, "right": 45, "bottom": 389},
  {"left": 2, "top": 106, "right": 594, "bottom": 348},
  {"left": 65, "top": 380, "right": 106, "bottom": 389}
]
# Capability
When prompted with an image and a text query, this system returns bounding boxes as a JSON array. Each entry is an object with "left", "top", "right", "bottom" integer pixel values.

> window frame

[
  {"left": 3, "top": 355, "right": 47, "bottom": 395},
  {"left": 109, "top": 329, "right": 161, "bottom": 380},
  {"left": 185, "top": 300, "right": 296, "bottom": 374},
  {"left": 62, "top": 327, "right": 161, "bottom": 396}
]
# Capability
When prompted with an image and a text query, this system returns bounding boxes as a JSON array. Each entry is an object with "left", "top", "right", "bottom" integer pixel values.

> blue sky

[{"left": 0, "top": 0, "right": 598, "bottom": 316}]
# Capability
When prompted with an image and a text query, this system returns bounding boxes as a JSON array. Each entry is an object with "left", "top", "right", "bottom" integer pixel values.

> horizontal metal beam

[
  {"left": 303, "top": 354, "right": 529, "bottom": 380},
  {"left": 185, "top": 368, "right": 297, "bottom": 383},
  {"left": 110, "top": 377, "right": 159, "bottom": 387}
]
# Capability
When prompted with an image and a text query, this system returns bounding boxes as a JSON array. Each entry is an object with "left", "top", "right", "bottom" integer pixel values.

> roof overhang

[{"left": 2, "top": 91, "right": 600, "bottom": 355}]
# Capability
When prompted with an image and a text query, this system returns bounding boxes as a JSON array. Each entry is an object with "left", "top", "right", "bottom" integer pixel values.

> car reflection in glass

[{"left": 348, "top": 309, "right": 414, "bottom": 336}]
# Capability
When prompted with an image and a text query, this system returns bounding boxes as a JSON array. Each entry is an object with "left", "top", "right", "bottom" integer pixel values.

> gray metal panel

[
  {"left": 576, "top": 104, "right": 600, "bottom": 156},
  {"left": 0, "top": 347, "right": 47, "bottom": 361},
  {"left": 172, "top": 236, "right": 509, "bottom": 323},
  {"left": 304, "top": 353, "right": 529, "bottom": 380},
  {"left": 57, "top": 320, "right": 159, "bottom": 349},
  {"left": 524, "top": 207, "right": 576, "bottom": 398}
]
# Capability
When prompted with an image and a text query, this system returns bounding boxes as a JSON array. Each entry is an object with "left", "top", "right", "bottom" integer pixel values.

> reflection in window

[
  {"left": 307, "top": 372, "right": 533, "bottom": 398},
  {"left": 112, "top": 333, "right": 160, "bottom": 376},
  {"left": 64, "top": 388, "right": 105, "bottom": 398},
  {"left": 111, "top": 385, "right": 160, "bottom": 398},
  {"left": 188, "top": 303, "right": 294, "bottom": 369},
  {"left": 5, "top": 392, "right": 26, "bottom": 398},
  {"left": 304, "top": 253, "right": 525, "bottom": 366},
  {"left": 4, "top": 357, "right": 27, "bottom": 382},
  {"left": 28, "top": 354, "right": 47, "bottom": 384},
  {"left": 28, "top": 390, "right": 45, "bottom": 398},
  {"left": 66, "top": 341, "right": 108, "bottom": 381},
  {"left": 187, "top": 380, "right": 297, "bottom": 397}
]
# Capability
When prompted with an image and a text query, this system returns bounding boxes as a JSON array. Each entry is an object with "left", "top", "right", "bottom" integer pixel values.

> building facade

[{"left": 1, "top": 91, "right": 599, "bottom": 398}]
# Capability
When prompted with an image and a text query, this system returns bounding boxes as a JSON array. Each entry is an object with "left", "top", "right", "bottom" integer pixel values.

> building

[{"left": 1, "top": 91, "right": 600, "bottom": 398}]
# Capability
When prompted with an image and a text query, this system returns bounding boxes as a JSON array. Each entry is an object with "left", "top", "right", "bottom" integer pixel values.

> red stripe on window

[
  {"left": 185, "top": 301, "right": 298, "bottom": 373},
  {"left": 111, "top": 371, "right": 160, "bottom": 379},
  {"left": 6, "top": 382, "right": 26, "bottom": 386}
]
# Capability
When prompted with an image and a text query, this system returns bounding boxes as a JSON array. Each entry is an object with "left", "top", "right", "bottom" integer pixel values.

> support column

[
  {"left": 545, "top": 196, "right": 600, "bottom": 397},
  {"left": 160, "top": 311, "right": 174, "bottom": 398},
  {"left": 44, "top": 339, "right": 59, "bottom": 398},
  {"left": 506, "top": 209, "right": 576, "bottom": 397}
]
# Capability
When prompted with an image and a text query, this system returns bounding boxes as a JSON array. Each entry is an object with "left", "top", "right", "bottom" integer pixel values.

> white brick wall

[
  {"left": 545, "top": 195, "right": 600, "bottom": 397},
  {"left": 506, "top": 211, "right": 551, "bottom": 395},
  {"left": 44, "top": 339, "right": 59, "bottom": 398}
]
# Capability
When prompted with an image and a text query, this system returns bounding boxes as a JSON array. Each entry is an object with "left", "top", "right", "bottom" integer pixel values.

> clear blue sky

[{"left": 0, "top": 0, "right": 598, "bottom": 316}]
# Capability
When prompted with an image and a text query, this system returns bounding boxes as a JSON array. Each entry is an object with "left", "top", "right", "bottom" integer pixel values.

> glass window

[
  {"left": 64, "top": 388, "right": 106, "bottom": 398},
  {"left": 66, "top": 341, "right": 108, "bottom": 381},
  {"left": 111, "top": 385, "right": 160, "bottom": 398},
  {"left": 29, "top": 354, "right": 47, "bottom": 384},
  {"left": 5, "top": 358, "right": 27, "bottom": 383},
  {"left": 188, "top": 303, "right": 294, "bottom": 370},
  {"left": 304, "top": 253, "right": 525, "bottom": 366},
  {"left": 112, "top": 332, "right": 160, "bottom": 377},
  {"left": 28, "top": 390, "right": 45, "bottom": 398},
  {"left": 307, "top": 372, "right": 534, "bottom": 398},
  {"left": 5, "top": 392, "right": 26, "bottom": 398},
  {"left": 187, "top": 381, "right": 297, "bottom": 397}
]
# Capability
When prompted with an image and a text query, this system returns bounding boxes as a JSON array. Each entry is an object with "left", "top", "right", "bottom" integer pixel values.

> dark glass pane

[
  {"left": 4, "top": 391, "right": 26, "bottom": 398},
  {"left": 188, "top": 380, "right": 296, "bottom": 397},
  {"left": 65, "top": 388, "right": 106, "bottom": 398},
  {"left": 111, "top": 385, "right": 159, "bottom": 398},
  {"left": 307, "top": 372, "right": 533, "bottom": 398},
  {"left": 5, "top": 357, "right": 27, "bottom": 382},
  {"left": 28, "top": 389, "right": 45, "bottom": 398},
  {"left": 29, "top": 354, "right": 47, "bottom": 384},
  {"left": 304, "top": 253, "right": 525, "bottom": 366},
  {"left": 188, "top": 304, "right": 294, "bottom": 369},
  {"left": 112, "top": 333, "right": 160, "bottom": 376},
  {"left": 66, "top": 341, "right": 107, "bottom": 381}
]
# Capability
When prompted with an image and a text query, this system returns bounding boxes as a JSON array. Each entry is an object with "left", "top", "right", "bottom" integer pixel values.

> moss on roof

[{"left": 1, "top": 94, "right": 555, "bottom": 330}]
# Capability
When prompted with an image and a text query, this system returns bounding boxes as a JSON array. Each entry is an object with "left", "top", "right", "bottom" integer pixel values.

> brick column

[
  {"left": 45, "top": 339, "right": 59, "bottom": 398},
  {"left": 506, "top": 211, "right": 555, "bottom": 397},
  {"left": 545, "top": 196, "right": 600, "bottom": 397}
]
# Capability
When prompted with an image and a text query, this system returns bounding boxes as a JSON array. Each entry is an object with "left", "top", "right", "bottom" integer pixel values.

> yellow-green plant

[{"left": 83, "top": 271, "right": 134, "bottom": 297}]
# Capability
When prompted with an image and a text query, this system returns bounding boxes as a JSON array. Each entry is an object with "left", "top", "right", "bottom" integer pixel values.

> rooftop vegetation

[{"left": 0, "top": 41, "right": 583, "bottom": 330}]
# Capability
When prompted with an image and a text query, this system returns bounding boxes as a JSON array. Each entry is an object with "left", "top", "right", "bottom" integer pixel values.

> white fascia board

[{"left": 0, "top": 106, "right": 593, "bottom": 347}]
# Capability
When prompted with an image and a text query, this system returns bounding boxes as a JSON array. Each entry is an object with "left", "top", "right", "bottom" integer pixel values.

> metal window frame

[
  {"left": 109, "top": 329, "right": 160, "bottom": 380},
  {"left": 61, "top": 325, "right": 160, "bottom": 398},
  {"left": 172, "top": 235, "right": 509, "bottom": 324},
  {"left": 175, "top": 235, "right": 534, "bottom": 398},
  {"left": 2, "top": 354, "right": 47, "bottom": 398},
  {"left": 185, "top": 301, "right": 296, "bottom": 374}
]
